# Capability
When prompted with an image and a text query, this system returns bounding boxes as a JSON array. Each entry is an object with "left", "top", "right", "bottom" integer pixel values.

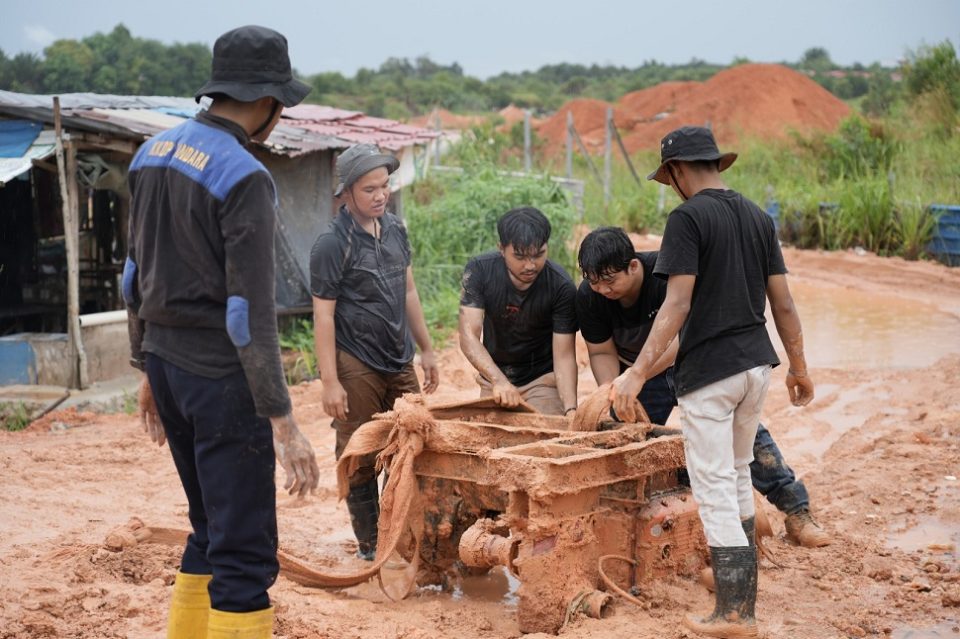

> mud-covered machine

[
  {"left": 107, "top": 393, "right": 711, "bottom": 635},
  {"left": 339, "top": 395, "right": 709, "bottom": 635}
]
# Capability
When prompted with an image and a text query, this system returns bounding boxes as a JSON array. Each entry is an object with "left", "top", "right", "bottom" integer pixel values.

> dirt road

[{"left": 1, "top": 246, "right": 959, "bottom": 639}]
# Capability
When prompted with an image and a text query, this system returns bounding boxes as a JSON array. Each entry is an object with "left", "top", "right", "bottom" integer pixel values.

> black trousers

[{"left": 146, "top": 353, "right": 278, "bottom": 612}]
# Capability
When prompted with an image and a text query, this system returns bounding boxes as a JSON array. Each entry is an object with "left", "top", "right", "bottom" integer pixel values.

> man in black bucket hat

[
  {"left": 125, "top": 25, "right": 318, "bottom": 638},
  {"left": 609, "top": 126, "right": 815, "bottom": 638}
]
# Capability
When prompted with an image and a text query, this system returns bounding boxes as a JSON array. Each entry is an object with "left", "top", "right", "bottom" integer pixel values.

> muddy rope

[{"left": 105, "top": 395, "right": 434, "bottom": 600}]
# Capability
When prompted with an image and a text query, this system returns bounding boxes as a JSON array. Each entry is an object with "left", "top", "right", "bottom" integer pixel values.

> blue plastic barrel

[
  {"left": 927, "top": 204, "right": 960, "bottom": 267},
  {"left": 765, "top": 201, "right": 781, "bottom": 235}
]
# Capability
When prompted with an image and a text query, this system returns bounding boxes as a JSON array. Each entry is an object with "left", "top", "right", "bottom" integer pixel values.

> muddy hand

[
  {"left": 270, "top": 414, "right": 319, "bottom": 498},
  {"left": 138, "top": 376, "right": 165, "bottom": 447},
  {"left": 492, "top": 380, "right": 522, "bottom": 408},
  {"left": 609, "top": 368, "right": 646, "bottom": 423},
  {"left": 786, "top": 371, "right": 815, "bottom": 407},
  {"left": 420, "top": 350, "right": 439, "bottom": 394}
]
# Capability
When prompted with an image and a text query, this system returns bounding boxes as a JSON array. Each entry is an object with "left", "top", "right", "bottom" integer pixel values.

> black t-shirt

[
  {"left": 577, "top": 251, "right": 666, "bottom": 367},
  {"left": 460, "top": 252, "right": 578, "bottom": 386},
  {"left": 654, "top": 188, "right": 787, "bottom": 396},
  {"left": 309, "top": 208, "right": 414, "bottom": 374}
]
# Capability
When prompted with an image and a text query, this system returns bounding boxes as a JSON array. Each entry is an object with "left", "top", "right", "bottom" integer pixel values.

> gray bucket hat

[
  {"left": 334, "top": 144, "right": 400, "bottom": 196},
  {"left": 646, "top": 126, "right": 737, "bottom": 185},
  {"left": 194, "top": 25, "right": 311, "bottom": 107}
]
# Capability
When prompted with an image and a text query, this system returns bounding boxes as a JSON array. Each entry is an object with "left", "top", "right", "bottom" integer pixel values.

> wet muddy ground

[{"left": 1, "top": 245, "right": 959, "bottom": 638}]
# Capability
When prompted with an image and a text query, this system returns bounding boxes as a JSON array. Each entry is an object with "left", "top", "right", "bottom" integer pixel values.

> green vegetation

[
  {"left": 0, "top": 24, "right": 210, "bottom": 95},
  {"left": 0, "top": 401, "right": 32, "bottom": 431},
  {"left": 279, "top": 318, "right": 318, "bottom": 384}
]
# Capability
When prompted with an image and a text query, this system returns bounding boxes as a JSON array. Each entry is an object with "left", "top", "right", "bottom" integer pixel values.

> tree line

[{"left": 1, "top": 24, "right": 956, "bottom": 124}]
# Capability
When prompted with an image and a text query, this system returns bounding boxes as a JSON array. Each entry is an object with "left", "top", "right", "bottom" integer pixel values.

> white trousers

[{"left": 678, "top": 365, "right": 772, "bottom": 547}]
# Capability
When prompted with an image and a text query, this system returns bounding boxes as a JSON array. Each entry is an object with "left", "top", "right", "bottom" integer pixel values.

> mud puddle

[
  {"left": 770, "top": 282, "right": 960, "bottom": 369},
  {"left": 887, "top": 514, "right": 959, "bottom": 553},
  {"left": 891, "top": 621, "right": 960, "bottom": 638},
  {"left": 452, "top": 567, "right": 519, "bottom": 605}
]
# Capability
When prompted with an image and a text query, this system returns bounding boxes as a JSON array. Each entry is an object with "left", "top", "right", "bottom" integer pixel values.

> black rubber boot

[
  {"left": 346, "top": 479, "right": 380, "bottom": 561},
  {"left": 684, "top": 546, "right": 759, "bottom": 638},
  {"left": 700, "top": 517, "right": 757, "bottom": 592},
  {"left": 741, "top": 516, "right": 756, "bottom": 547}
]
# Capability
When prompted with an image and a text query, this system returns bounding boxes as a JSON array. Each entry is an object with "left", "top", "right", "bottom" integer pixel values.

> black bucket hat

[
  {"left": 334, "top": 144, "right": 400, "bottom": 197},
  {"left": 194, "top": 25, "right": 311, "bottom": 107},
  {"left": 646, "top": 126, "right": 738, "bottom": 185}
]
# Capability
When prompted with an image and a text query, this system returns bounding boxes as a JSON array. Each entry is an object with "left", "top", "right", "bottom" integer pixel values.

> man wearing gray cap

[
  {"left": 310, "top": 143, "right": 439, "bottom": 561},
  {"left": 125, "top": 25, "right": 319, "bottom": 638},
  {"left": 608, "top": 126, "right": 814, "bottom": 638}
]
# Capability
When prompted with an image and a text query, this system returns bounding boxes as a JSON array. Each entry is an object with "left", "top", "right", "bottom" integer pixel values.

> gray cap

[{"left": 333, "top": 143, "right": 400, "bottom": 196}]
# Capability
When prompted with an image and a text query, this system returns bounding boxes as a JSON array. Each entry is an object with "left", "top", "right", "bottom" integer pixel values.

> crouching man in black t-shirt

[
  {"left": 458, "top": 207, "right": 579, "bottom": 415},
  {"left": 577, "top": 227, "right": 830, "bottom": 551},
  {"left": 609, "top": 127, "right": 816, "bottom": 638}
]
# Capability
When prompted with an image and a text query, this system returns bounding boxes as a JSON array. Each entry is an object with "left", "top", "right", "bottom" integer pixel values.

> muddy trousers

[
  {"left": 678, "top": 365, "right": 773, "bottom": 547},
  {"left": 639, "top": 367, "right": 809, "bottom": 516},
  {"left": 331, "top": 349, "right": 422, "bottom": 486},
  {"left": 146, "top": 354, "right": 278, "bottom": 613}
]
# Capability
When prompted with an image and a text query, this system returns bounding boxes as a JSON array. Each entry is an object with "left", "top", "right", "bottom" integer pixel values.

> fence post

[
  {"left": 604, "top": 107, "right": 612, "bottom": 208},
  {"left": 433, "top": 112, "right": 442, "bottom": 166},
  {"left": 566, "top": 111, "right": 573, "bottom": 180},
  {"left": 523, "top": 109, "right": 532, "bottom": 173}
]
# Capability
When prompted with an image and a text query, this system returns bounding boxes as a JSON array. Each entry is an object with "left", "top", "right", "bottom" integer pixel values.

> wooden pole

[
  {"left": 53, "top": 97, "right": 88, "bottom": 389},
  {"left": 611, "top": 123, "right": 644, "bottom": 188},
  {"left": 523, "top": 109, "right": 532, "bottom": 174},
  {"left": 603, "top": 107, "right": 612, "bottom": 207},
  {"left": 433, "top": 112, "right": 442, "bottom": 166},
  {"left": 565, "top": 111, "right": 573, "bottom": 180}
]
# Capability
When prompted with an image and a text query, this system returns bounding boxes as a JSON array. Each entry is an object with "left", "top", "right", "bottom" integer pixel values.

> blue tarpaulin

[{"left": 0, "top": 120, "right": 43, "bottom": 158}]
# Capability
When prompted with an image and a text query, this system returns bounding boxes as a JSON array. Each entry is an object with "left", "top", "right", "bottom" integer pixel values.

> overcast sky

[{"left": 2, "top": 0, "right": 958, "bottom": 78}]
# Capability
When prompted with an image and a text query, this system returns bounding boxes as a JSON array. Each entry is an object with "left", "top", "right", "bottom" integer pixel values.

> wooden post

[
  {"left": 565, "top": 111, "right": 573, "bottom": 180},
  {"left": 433, "top": 112, "right": 442, "bottom": 166},
  {"left": 523, "top": 109, "right": 532, "bottom": 174},
  {"left": 603, "top": 107, "right": 612, "bottom": 208},
  {"left": 53, "top": 97, "right": 88, "bottom": 389}
]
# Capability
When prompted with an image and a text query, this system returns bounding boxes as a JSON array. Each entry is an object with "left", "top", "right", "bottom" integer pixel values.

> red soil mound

[
  {"left": 536, "top": 64, "right": 851, "bottom": 156},
  {"left": 535, "top": 97, "right": 614, "bottom": 155}
]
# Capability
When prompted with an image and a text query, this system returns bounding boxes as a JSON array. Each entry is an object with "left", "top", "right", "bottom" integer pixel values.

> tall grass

[{"left": 575, "top": 113, "right": 958, "bottom": 260}]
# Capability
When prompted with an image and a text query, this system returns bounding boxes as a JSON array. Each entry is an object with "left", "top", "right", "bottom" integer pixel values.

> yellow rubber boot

[
  {"left": 167, "top": 571, "right": 212, "bottom": 639},
  {"left": 207, "top": 607, "right": 274, "bottom": 638}
]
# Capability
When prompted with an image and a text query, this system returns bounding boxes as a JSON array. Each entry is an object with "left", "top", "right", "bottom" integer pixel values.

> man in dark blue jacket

[{"left": 126, "top": 26, "right": 319, "bottom": 638}]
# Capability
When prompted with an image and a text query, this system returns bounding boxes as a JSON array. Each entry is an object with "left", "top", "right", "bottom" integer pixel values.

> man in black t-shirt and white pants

[
  {"left": 576, "top": 227, "right": 830, "bottom": 551},
  {"left": 459, "top": 207, "right": 579, "bottom": 415},
  {"left": 609, "top": 127, "right": 815, "bottom": 638}
]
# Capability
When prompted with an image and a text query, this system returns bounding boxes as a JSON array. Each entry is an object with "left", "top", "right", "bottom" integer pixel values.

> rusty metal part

[{"left": 458, "top": 518, "right": 520, "bottom": 575}]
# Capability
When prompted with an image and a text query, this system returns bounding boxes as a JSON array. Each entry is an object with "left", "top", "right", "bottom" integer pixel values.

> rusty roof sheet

[
  {"left": 282, "top": 104, "right": 361, "bottom": 121},
  {"left": 280, "top": 105, "right": 439, "bottom": 151},
  {"left": 0, "top": 90, "right": 438, "bottom": 156}
]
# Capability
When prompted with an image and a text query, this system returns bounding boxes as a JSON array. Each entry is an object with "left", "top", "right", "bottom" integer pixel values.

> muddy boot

[
  {"left": 785, "top": 508, "right": 831, "bottom": 547},
  {"left": 700, "top": 518, "right": 756, "bottom": 593},
  {"left": 346, "top": 479, "right": 380, "bottom": 561},
  {"left": 685, "top": 546, "right": 759, "bottom": 638}
]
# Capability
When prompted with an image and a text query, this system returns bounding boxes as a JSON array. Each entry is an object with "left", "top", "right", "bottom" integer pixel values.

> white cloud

[{"left": 23, "top": 25, "right": 56, "bottom": 48}]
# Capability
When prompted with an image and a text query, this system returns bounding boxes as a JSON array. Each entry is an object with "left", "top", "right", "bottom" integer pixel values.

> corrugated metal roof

[
  {"left": 280, "top": 104, "right": 440, "bottom": 152},
  {"left": 282, "top": 104, "right": 361, "bottom": 121},
  {"left": 0, "top": 90, "right": 439, "bottom": 158},
  {"left": 0, "top": 130, "right": 56, "bottom": 186}
]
